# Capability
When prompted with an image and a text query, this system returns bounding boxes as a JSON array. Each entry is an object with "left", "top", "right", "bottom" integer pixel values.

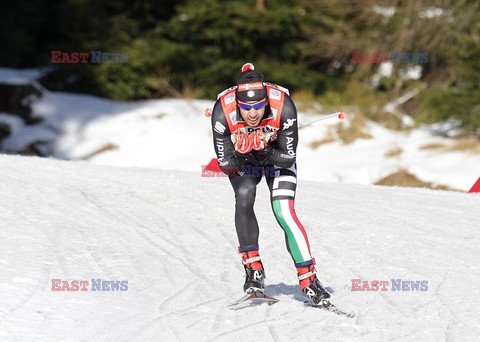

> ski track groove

[
  {"left": 208, "top": 304, "right": 227, "bottom": 339},
  {"left": 87, "top": 194, "right": 214, "bottom": 290},
  {"left": 444, "top": 322, "right": 452, "bottom": 342},
  {"left": 208, "top": 318, "right": 280, "bottom": 342},
  {"left": 129, "top": 296, "right": 223, "bottom": 341},
  {"left": 2, "top": 284, "right": 37, "bottom": 320},
  {"left": 219, "top": 228, "right": 237, "bottom": 250},
  {"left": 266, "top": 305, "right": 279, "bottom": 342},
  {"left": 1, "top": 190, "right": 72, "bottom": 326},
  {"left": 135, "top": 227, "right": 211, "bottom": 288},
  {"left": 73, "top": 191, "right": 126, "bottom": 277},
  {"left": 77, "top": 183, "right": 288, "bottom": 341},
  {"left": 345, "top": 266, "right": 408, "bottom": 319},
  {"left": 158, "top": 220, "right": 218, "bottom": 288},
  {"left": 77, "top": 189, "right": 197, "bottom": 286},
  {"left": 175, "top": 297, "right": 224, "bottom": 316},
  {"left": 157, "top": 279, "right": 197, "bottom": 313},
  {"left": 3, "top": 158, "right": 480, "bottom": 341},
  {"left": 376, "top": 291, "right": 407, "bottom": 317},
  {"left": 210, "top": 244, "right": 241, "bottom": 337},
  {"left": 44, "top": 194, "right": 148, "bottom": 341},
  {"left": 167, "top": 324, "right": 183, "bottom": 342},
  {"left": 434, "top": 271, "right": 466, "bottom": 330}
]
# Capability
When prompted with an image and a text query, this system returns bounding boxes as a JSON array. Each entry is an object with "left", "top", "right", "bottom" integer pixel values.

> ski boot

[
  {"left": 240, "top": 249, "right": 265, "bottom": 294},
  {"left": 297, "top": 263, "right": 331, "bottom": 305}
]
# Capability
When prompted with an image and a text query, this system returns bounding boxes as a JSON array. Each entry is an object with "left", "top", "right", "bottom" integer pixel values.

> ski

[
  {"left": 305, "top": 299, "right": 356, "bottom": 318},
  {"left": 228, "top": 290, "right": 279, "bottom": 310}
]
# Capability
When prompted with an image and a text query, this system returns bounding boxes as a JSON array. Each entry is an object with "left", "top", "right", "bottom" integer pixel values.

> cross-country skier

[{"left": 211, "top": 63, "right": 330, "bottom": 305}]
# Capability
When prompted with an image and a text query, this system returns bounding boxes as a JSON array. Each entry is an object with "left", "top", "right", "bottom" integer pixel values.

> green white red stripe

[{"left": 272, "top": 199, "right": 312, "bottom": 263}]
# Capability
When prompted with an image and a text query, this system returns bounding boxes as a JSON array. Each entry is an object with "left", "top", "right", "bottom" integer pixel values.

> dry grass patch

[
  {"left": 336, "top": 113, "right": 372, "bottom": 144},
  {"left": 384, "top": 147, "right": 403, "bottom": 158},
  {"left": 308, "top": 126, "right": 337, "bottom": 149},
  {"left": 83, "top": 143, "right": 119, "bottom": 159},
  {"left": 309, "top": 138, "right": 336, "bottom": 149},
  {"left": 420, "top": 138, "right": 480, "bottom": 154},
  {"left": 375, "top": 169, "right": 457, "bottom": 191},
  {"left": 449, "top": 138, "right": 480, "bottom": 154},
  {"left": 419, "top": 143, "right": 448, "bottom": 150}
]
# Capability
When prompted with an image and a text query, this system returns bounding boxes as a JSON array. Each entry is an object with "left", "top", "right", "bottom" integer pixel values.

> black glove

[
  {"left": 232, "top": 151, "right": 251, "bottom": 165},
  {"left": 253, "top": 146, "right": 273, "bottom": 166}
]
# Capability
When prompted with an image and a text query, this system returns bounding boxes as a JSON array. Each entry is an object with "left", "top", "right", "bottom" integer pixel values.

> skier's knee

[{"left": 235, "top": 186, "right": 256, "bottom": 209}]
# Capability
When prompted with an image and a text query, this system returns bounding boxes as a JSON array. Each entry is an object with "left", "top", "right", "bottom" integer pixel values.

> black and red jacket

[{"left": 211, "top": 83, "right": 298, "bottom": 175}]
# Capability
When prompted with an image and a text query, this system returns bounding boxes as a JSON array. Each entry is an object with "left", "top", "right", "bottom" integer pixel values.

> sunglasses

[{"left": 237, "top": 99, "right": 267, "bottom": 111}]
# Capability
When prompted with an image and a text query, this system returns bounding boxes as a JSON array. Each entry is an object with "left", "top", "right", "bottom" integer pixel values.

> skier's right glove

[
  {"left": 250, "top": 130, "right": 268, "bottom": 151},
  {"left": 234, "top": 132, "right": 253, "bottom": 154}
]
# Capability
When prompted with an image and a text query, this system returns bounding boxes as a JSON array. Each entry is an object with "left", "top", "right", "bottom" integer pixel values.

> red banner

[{"left": 468, "top": 177, "right": 480, "bottom": 193}]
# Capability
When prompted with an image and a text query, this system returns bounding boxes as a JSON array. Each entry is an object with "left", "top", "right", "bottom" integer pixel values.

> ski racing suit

[{"left": 211, "top": 83, "right": 314, "bottom": 268}]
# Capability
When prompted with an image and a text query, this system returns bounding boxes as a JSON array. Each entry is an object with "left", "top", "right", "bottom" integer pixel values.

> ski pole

[{"left": 299, "top": 111, "right": 345, "bottom": 128}]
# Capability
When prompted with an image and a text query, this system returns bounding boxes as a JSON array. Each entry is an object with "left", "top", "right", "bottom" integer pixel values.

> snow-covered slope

[
  {"left": 0, "top": 67, "right": 478, "bottom": 191},
  {"left": 1, "top": 154, "right": 479, "bottom": 341}
]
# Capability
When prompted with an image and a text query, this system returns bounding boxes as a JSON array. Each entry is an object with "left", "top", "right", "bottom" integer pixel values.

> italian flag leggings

[{"left": 229, "top": 163, "right": 313, "bottom": 266}]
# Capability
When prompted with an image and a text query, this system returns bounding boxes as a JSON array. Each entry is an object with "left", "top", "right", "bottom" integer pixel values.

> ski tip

[
  {"left": 338, "top": 111, "right": 345, "bottom": 120},
  {"left": 305, "top": 300, "right": 356, "bottom": 318},
  {"left": 227, "top": 292, "right": 279, "bottom": 310}
]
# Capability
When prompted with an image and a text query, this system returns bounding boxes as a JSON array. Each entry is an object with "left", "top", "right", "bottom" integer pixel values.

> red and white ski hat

[{"left": 235, "top": 63, "right": 267, "bottom": 102}]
